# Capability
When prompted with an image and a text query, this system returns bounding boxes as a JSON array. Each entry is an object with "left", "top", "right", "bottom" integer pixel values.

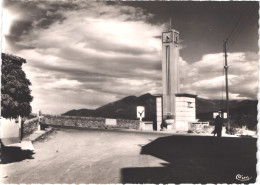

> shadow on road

[
  {"left": 121, "top": 135, "right": 257, "bottom": 184},
  {"left": 1, "top": 144, "right": 35, "bottom": 164}
]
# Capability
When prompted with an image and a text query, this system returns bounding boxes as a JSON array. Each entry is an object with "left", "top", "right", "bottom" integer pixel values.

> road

[{"left": 1, "top": 128, "right": 257, "bottom": 183}]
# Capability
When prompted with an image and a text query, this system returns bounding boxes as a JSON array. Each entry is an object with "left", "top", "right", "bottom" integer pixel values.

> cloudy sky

[{"left": 2, "top": 1, "right": 258, "bottom": 114}]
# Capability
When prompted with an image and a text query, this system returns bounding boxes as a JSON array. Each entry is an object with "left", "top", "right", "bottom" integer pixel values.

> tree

[{"left": 1, "top": 53, "right": 33, "bottom": 119}]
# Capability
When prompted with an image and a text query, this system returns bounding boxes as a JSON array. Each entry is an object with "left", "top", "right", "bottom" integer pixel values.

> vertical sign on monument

[
  {"left": 162, "top": 29, "right": 180, "bottom": 121},
  {"left": 137, "top": 106, "right": 145, "bottom": 121}
]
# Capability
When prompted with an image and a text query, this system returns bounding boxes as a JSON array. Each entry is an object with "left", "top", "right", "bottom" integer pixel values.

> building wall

[
  {"left": 156, "top": 97, "right": 163, "bottom": 130},
  {"left": 1, "top": 117, "right": 21, "bottom": 139},
  {"left": 1, "top": 116, "right": 39, "bottom": 144},
  {"left": 175, "top": 96, "right": 196, "bottom": 131}
]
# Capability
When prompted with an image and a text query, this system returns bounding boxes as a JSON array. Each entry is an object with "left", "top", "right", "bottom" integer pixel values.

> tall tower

[{"left": 162, "top": 29, "right": 180, "bottom": 120}]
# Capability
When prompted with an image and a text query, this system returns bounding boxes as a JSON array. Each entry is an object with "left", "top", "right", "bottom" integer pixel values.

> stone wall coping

[
  {"left": 141, "top": 121, "right": 153, "bottom": 124},
  {"left": 24, "top": 117, "right": 38, "bottom": 124}
]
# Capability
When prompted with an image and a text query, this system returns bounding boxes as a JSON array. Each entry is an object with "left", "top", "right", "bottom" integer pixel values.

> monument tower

[
  {"left": 162, "top": 29, "right": 180, "bottom": 120},
  {"left": 155, "top": 25, "right": 196, "bottom": 131}
]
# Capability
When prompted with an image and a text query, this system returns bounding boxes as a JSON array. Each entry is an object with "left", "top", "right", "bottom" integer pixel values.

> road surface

[{"left": 1, "top": 128, "right": 257, "bottom": 183}]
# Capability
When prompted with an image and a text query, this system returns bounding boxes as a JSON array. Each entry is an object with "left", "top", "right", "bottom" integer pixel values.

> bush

[{"left": 230, "top": 114, "right": 257, "bottom": 131}]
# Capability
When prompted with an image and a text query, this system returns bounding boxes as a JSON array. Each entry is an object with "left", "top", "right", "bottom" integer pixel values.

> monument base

[
  {"left": 140, "top": 121, "right": 154, "bottom": 131},
  {"left": 165, "top": 119, "right": 175, "bottom": 130},
  {"left": 175, "top": 121, "right": 189, "bottom": 131},
  {"left": 164, "top": 120, "right": 189, "bottom": 131},
  {"left": 154, "top": 93, "right": 197, "bottom": 132}
]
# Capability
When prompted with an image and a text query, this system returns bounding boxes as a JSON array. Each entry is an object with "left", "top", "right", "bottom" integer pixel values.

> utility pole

[
  {"left": 223, "top": 39, "right": 230, "bottom": 131},
  {"left": 169, "top": 17, "right": 172, "bottom": 30}
]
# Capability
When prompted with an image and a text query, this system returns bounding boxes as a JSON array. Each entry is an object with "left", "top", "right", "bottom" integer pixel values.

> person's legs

[
  {"left": 212, "top": 129, "right": 216, "bottom": 136},
  {"left": 217, "top": 131, "right": 222, "bottom": 137}
]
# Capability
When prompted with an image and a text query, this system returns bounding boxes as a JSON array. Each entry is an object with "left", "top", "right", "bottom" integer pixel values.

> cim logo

[{"left": 235, "top": 174, "right": 252, "bottom": 182}]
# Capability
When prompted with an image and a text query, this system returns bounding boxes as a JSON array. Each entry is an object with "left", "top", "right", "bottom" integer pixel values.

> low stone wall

[
  {"left": 23, "top": 117, "right": 39, "bottom": 137},
  {"left": 44, "top": 115, "right": 140, "bottom": 130},
  {"left": 116, "top": 119, "right": 140, "bottom": 129},
  {"left": 188, "top": 122, "right": 214, "bottom": 133}
]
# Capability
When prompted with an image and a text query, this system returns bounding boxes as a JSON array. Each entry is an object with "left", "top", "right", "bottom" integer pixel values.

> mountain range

[
  {"left": 63, "top": 93, "right": 257, "bottom": 125},
  {"left": 63, "top": 93, "right": 156, "bottom": 121}
]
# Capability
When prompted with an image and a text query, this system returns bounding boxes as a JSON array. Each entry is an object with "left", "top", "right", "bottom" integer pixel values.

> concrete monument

[
  {"left": 157, "top": 27, "right": 197, "bottom": 131},
  {"left": 162, "top": 29, "right": 180, "bottom": 120}
]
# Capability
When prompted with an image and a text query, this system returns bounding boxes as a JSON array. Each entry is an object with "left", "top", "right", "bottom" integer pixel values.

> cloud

[
  {"left": 3, "top": 2, "right": 258, "bottom": 115},
  {"left": 180, "top": 52, "right": 258, "bottom": 100},
  {"left": 4, "top": 2, "right": 164, "bottom": 114}
]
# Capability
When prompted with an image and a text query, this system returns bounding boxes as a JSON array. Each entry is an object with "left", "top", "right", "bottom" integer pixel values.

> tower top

[{"left": 166, "top": 18, "right": 179, "bottom": 33}]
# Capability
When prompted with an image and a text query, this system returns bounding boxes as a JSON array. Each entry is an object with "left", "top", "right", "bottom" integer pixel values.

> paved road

[{"left": 1, "top": 128, "right": 257, "bottom": 184}]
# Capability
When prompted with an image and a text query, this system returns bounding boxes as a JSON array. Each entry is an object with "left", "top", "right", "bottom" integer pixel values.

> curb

[
  {"left": 45, "top": 124, "right": 252, "bottom": 138},
  {"left": 32, "top": 128, "right": 54, "bottom": 143}
]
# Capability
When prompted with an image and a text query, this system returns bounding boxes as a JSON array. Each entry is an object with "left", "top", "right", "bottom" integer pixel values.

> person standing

[{"left": 214, "top": 115, "right": 224, "bottom": 137}]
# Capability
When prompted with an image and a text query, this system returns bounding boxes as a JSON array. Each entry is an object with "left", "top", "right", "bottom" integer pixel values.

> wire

[
  {"left": 227, "top": 5, "right": 255, "bottom": 50},
  {"left": 226, "top": 4, "right": 252, "bottom": 42},
  {"left": 221, "top": 3, "right": 255, "bottom": 123}
]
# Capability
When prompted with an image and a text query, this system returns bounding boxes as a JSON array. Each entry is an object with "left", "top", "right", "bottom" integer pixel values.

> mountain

[
  {"left": 196, "top": 98, "right": 257, "bottom": 130},
  {"left": 63, "top": 109, "right": 95, "bottom": 117},
  {"left": 196, "top": 98, "right": 257, "bottom": 114},
  {"left": 94, "top": 93, "right": 156, "bottom": 121},
  {"left": 63, "top": 93, "right": 156, "bottom": 121},
  {"left": 63, "top": 93, "right": 257, "bottom": 129}
]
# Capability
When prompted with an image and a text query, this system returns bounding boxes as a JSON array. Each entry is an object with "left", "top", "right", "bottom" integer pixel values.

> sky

[{"left": 1, "top": 1, "right": 259, "bottom": 114}]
